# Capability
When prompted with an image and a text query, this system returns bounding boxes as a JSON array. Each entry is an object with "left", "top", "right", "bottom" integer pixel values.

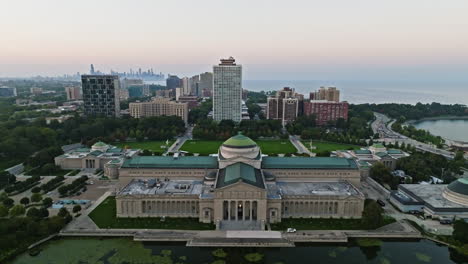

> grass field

[
  {"left": 114, "top": 141, "right": 173, "bottom": 153},
  {"left": 180, "top": 140, "right": 223, "bottom": 155},
  {"left": 181, "top": 139, "right": 297, "bottom": 155},
  {"left": 301, "top": 140, "right": 361, "bottom": 153},
  {"left": 256, "top": 139, "right": 297, "bottom": 155},
  {"left": 89, "top": 196, "right": 215, "bottom": 230},
  {"left": 271, "top": 217, "right": 395, "bottom": 231}
]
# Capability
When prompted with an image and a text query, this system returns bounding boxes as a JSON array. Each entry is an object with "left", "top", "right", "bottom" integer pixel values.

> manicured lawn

[
  {"left": 115, "top": 141, "right": 173, "bottom": 154},
  {"left": 26, "top": 167, "right": 72, "bottom": 177},
  {"left": 180, "top": 140, "right": 223, "bottom": 155},
  {"left": 181, "top": 139, "right": 297, "bottom": 155},
  {"left": 89, "top": 196, "right": 215, "bottom": 230},
  {"left": 257, "top": 140, "right": 297, "bottom": 155},
  {"left": 271, "top": 217, "right": 395, "bottom": 231},
  {"left": 301, "top": 140, "right": 361, "bottom": 153}
]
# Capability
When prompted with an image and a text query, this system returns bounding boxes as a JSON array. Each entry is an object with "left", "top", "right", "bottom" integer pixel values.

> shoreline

[{"left": 407, "top": 115, "right": 468, "bottom": 124}]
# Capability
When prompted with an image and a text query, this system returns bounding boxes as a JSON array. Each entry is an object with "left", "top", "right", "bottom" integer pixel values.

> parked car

[
  {"left": 439, "top": 218, "right": 453, "bottom": 225},
  {"left": 377, "top": 200, "right": 386, "bottom": 207},
  {"left": 286, "top": 228, "right": 297, "bottom": 233}
]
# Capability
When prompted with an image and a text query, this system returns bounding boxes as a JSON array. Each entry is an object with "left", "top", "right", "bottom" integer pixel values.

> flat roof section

[
  {"left": 262, "top": 157, "right": 358, "bottom": 170},
  {"left": 269, "top": 181, "right": 361, "bottom": 197},
  {"left": 400, "top": 184, "right": 468, "bottom": 210},
  {"left": 118, "top": 179, "right": 206, "bottom": 196}
]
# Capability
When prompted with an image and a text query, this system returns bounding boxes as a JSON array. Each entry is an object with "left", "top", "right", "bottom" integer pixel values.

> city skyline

[{"left": 1, "top": 0, "right": 468, "bottom": 81}]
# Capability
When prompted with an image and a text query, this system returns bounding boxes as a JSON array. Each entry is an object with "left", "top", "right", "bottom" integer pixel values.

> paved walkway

[
  {"left": 63, "top": 191, "right": 113, "bottom": 231},
  {"left": 289, "top": 135, "right": 314, "bottom": 156}
]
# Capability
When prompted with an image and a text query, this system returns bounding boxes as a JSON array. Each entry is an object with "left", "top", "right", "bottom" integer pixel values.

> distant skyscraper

[
  {"left": 81, "top": 75, "right": 120, "bottom": 117},
  {"left": 181, "top": 77, "right": 190, "bottom": 96},
  {"left": 65, "top": 86, "right": 82, "bottom": 100},
  {"left": 213, "top": 57, "right": 242, "bottom": 122},
  {"left": 0, "top": 86, "right": 17, "bottom": 97},
  {"left": 166, "top": 75, "right": 181, "bottom": 90},
  {"left": 90, "top": 64, "right": 95, "bottom": 75},
  {"left": 198, "top": 72, "right": 213, "bottom": 97}
]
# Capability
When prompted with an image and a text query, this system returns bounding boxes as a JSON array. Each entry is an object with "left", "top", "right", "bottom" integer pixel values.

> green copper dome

[
  {"left": 447, "top": 178, "right": 468, "bottom": 196},
  {"left": 93, "top": 141, "right": 107, "bottom": 147},
  {"left": 222, "top": 132, "right": 257, "bottom": 148}
]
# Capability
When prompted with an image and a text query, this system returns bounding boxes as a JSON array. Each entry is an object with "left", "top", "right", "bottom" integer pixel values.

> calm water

[
  {"left": 412, "top": 119, "right": 468, "bottom": 142},
  {"left": 243, "top": 80, "right": 468, "bottom": 105},
  {"left": 10, "top": 238, "right": 468, "bottom": 264}
]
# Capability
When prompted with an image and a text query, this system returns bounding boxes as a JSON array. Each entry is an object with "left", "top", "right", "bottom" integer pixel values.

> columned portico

[{"left": 222, "top": 200, "right": 258, "bottom": 221}]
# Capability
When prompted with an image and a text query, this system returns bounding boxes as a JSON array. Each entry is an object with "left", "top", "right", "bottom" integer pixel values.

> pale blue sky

[{"left": 1, "top": 0, "right": 468, "bottom": 80}]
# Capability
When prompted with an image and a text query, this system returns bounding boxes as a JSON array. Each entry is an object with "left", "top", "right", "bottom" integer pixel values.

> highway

[{"left": 372, "top": 112, "right": 455, "bottom": 159}]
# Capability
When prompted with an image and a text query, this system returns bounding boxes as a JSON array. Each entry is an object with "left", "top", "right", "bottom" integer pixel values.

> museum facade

[{"left": 114, "top": 133, "right": 365, "bottom": 230}]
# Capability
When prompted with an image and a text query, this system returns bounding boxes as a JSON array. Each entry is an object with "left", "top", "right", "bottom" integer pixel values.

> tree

[
  {"left": 361, "top": 200, "right": 384, "bottom": 229},
  {"left": 2, "top": 198, "right": 14, "bottom": 208},
  {"left": 26, "top": 207, "right": 41, "bottom": 219},
  {"left": 42, "top": 197, "right": 53, "bottom": 208},
  {"left": 20, "top": 197, "right": 30, "bottom": 206},
  {"left": 39, "top": 207, "right": 49, "bottom": 218},
  {"left": 31, "top": 186, "right": 41, "bottom": 193},
  {"left": 0, "top": 204, "right": 8, "bottom": 217},
  {"left": 370, "top": 162, "right": 393, "bottom": 184},
  {"left": 453, "top": 220, "right": 468, "bottom": 244},
  {"left": 31, "top": 193, "right": 43, "bottom": 203},
  {"left": 72, "top": 205, "right": 82, "bottom": 213},
  {"left": 58, "top": 207, "right": 69, "bottom": 217},
  {"left": 9, "top": 204, "right": 26, "bottom": 217}
]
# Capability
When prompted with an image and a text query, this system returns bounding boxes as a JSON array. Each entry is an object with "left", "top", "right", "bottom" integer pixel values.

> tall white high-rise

[{"left": 213, "top": 57, "right": 242, "bottom": 122}]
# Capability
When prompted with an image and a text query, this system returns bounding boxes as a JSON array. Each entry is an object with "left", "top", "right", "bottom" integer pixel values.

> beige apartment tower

[{"left": 213, "top": 57, "right": 242, "bottom": 122}]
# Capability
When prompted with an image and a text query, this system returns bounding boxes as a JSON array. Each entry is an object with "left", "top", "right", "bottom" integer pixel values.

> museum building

[{"left": 114, "top": 133, "right": 365, "bottom": 230}]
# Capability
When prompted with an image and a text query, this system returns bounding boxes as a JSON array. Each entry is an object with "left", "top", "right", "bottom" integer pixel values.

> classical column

[
  {"left": 235, "top": 200, "right": 238, "bottom": 221},
  {"left": 242, "top": 201, "right": 245, "bottom": 221}
]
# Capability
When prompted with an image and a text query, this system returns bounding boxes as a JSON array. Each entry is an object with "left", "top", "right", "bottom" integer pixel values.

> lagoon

[
  {"left": 10, "top": 237, "right": 468, "bottom": 264},
  {"left": 412, "top": 119, "right": 468, "bottom": 142}
]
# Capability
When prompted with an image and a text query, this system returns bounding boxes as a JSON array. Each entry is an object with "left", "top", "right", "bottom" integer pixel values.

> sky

[{"left": 1, "top": 0, "right": 468, "bottom": 81}]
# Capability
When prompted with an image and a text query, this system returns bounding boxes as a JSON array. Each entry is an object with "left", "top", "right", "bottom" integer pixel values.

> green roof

[
  {"left": 216, "top": 162, "right": 264, "bottom": 189},
  {"left": 222, "top": 133, "right": 257, "bottom": 148},
  {"left": 75, "top": 148, "right": 90, "bottom": 152},
  {"left": 375, "top": 152, "right": 390, "bottom": 158},
  {"left": 89, "top": 150, "right": 103, "bottom": 156},
  {"left": 106, "top": 147, "right": 123, "bottom": 153},
  {"left": 387, "top": 149, "right": 403, "bottom": 154},
  {"left": 448, "top": 178, "right": 468, "bottom": 196},
  {"left": 262, "top": 157, "right": 358, "bottom": 169},
  {"left": 121, "top": 156, "right": 218, "bottom": 169},
  {"left": 354, "top": 149, "right": 372, "bottom": 155},
  {"left": 372, "top": 143, "right": 385, "bottom": 148}
]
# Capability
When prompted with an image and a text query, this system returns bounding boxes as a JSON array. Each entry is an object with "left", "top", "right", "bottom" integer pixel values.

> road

[
  {"left": 166, "top": 126, "right": 193, "bottom": 154},
  {"left": 372, "top": 112, "right": 455, "bottom": 159}
]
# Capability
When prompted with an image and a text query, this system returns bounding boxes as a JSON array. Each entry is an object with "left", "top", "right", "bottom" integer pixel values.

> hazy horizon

[{"left": 1, "top": 0, "right": 468, "bottom": 81}]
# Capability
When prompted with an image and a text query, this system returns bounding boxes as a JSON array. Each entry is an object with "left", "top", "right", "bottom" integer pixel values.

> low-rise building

[
  {"left": 390, "top": 179, "right": 468, "bottom": 219},
  {"left": 129, "top": 97, "right": 188, "bottom": 124},
  {"left": 303, "top": 100, "right": 349, "bottom": 126},
  {"left": 335, "top": 144, "right": 409, "bottom": 170},
  {"left": 54, "top": 141, "right": 139, "bottom": 172}
]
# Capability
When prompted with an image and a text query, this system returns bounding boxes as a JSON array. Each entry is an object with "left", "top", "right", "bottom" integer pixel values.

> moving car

[
  {"left": 286, "top": 228, "right": 297, "bottom": 233},
  {"left": 377, "top": 199, "right": 386, "bottom": 207}
]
